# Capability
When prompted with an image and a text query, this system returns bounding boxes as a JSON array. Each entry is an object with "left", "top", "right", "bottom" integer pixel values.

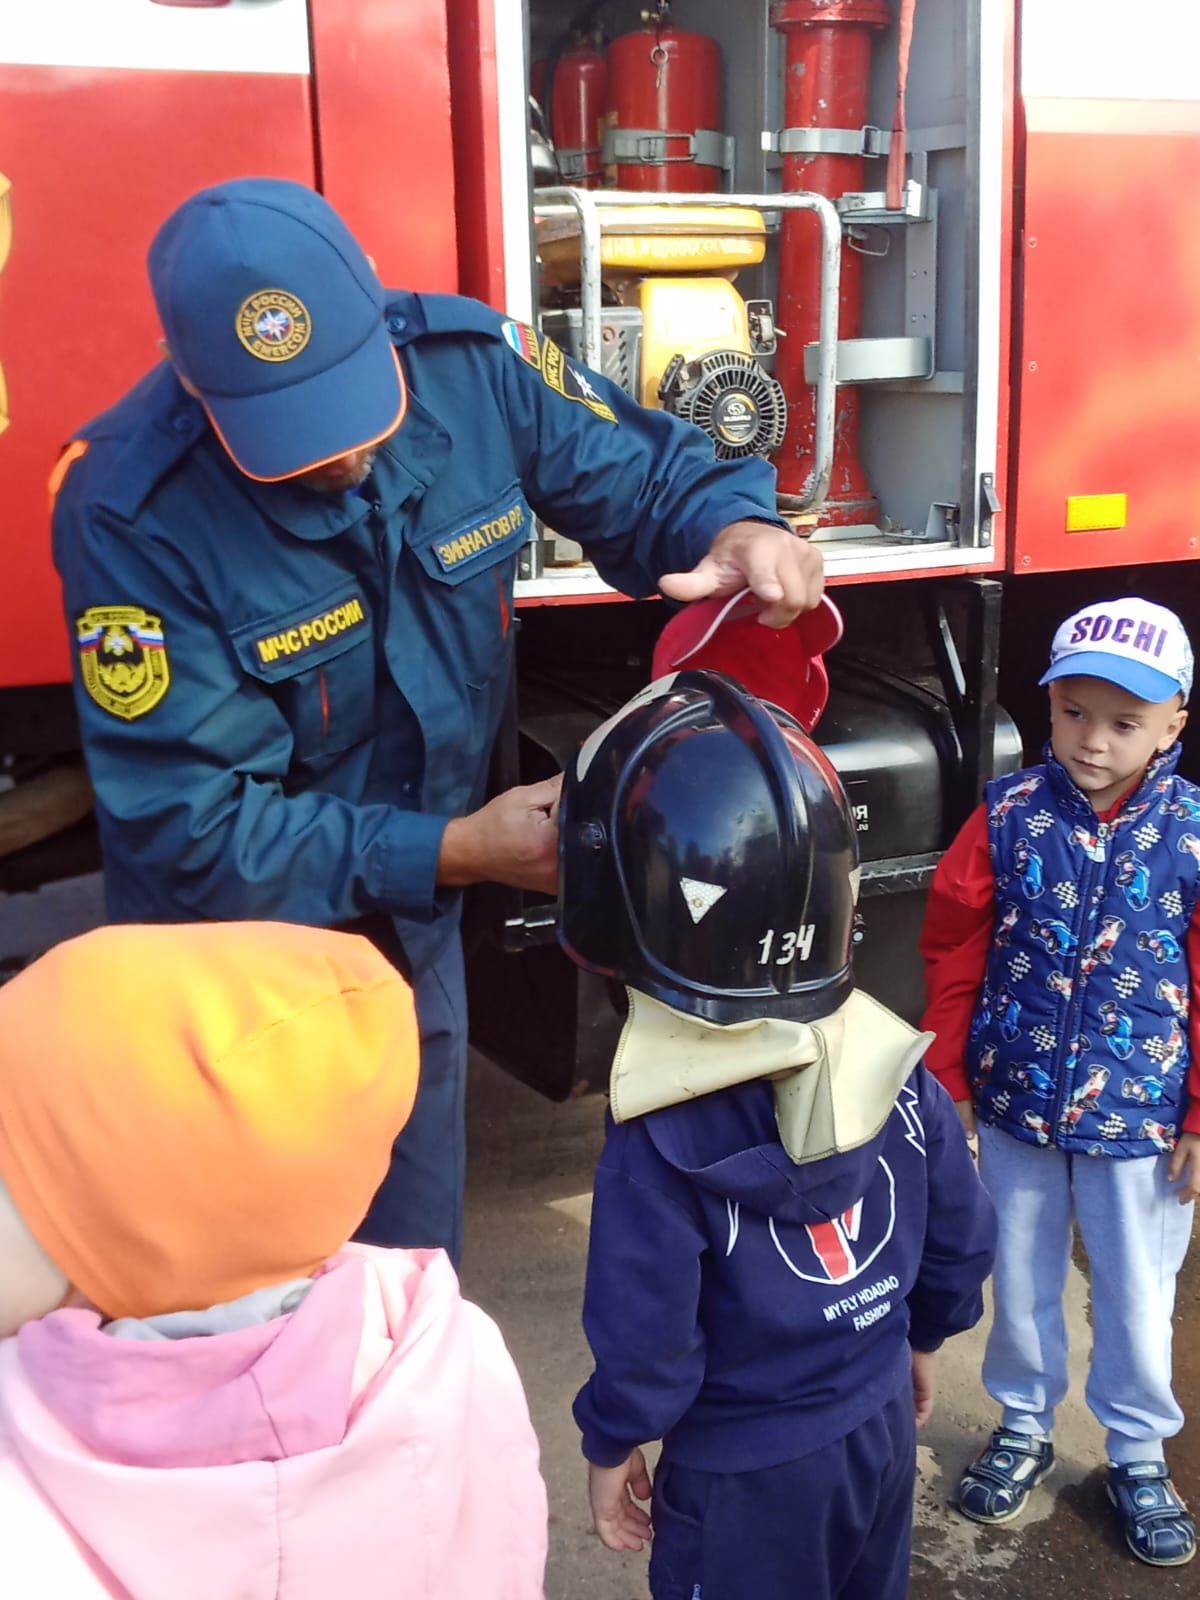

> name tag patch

[
  {"left": 254, "top": 595, "right": 368, "bottom": 666},
  {"left": 434, "top": 499, "right": 529, "bottom": 573}
]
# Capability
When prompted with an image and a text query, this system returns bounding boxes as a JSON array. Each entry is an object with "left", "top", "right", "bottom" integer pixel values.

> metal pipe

[
  {"left": 770, "top": 0, "right": 889, "bottom": 524},
  {"left": 534, "top": 186, "right": 842, "bottom": 511}
]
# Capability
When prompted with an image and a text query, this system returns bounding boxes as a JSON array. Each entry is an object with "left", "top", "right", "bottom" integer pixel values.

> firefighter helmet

[{"left": 557, "top": 669, "right": 859, "bottom": 1024}]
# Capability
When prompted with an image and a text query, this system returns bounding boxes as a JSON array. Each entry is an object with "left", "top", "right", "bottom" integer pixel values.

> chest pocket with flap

[
  {"left": 229, "top": 588, "right": 375, "bottom": 766},
  {"left": 408, "top": 482, "right": 529, "bottom": 689}
]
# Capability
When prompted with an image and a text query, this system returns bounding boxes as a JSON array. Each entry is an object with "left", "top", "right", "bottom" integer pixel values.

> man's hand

[
  {"left": 912, "top": 1348, "right": 938, "bottom": 1428},
  {"left": 436, "top": 775, "right": 562, "bottom": 894},
  {"left": 658, "top": 519, "right": 825, "bottom": 628},
  {"left": 1168, "top": 1131, "right": 1200, "bottom": 1204},
  {"left": 588, "top": 1449, "right": 653, "bottom": 1553}
]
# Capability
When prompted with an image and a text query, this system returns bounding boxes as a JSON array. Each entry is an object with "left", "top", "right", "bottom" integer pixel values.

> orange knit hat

[{"left": 0, "top": 922, "right": 419, "bottom": 1320}]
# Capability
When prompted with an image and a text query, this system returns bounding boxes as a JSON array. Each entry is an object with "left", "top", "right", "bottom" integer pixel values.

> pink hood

[{"left": 0, "top": 1245, "right": 547, "bottom": 1598}]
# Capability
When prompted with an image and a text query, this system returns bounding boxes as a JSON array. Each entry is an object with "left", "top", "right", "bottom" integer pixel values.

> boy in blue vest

[{"left": 922, "top": 597, "right": 1200, "bottom": 1567}]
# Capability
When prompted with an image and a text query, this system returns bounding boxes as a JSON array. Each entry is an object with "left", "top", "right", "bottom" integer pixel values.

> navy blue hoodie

[{"left": 574, "top": 1064, "right": 996, "bottom": 1472}]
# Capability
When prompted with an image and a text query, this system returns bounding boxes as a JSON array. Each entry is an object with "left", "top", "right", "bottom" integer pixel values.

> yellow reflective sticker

[{"left": 1065, "top": 494, "right": 1127, "bottom": 533}]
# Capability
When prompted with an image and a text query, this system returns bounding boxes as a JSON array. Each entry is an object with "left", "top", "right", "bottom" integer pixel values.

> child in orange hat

[{"left": 0, "top": 921, "right": 547, "bottom": 1599}]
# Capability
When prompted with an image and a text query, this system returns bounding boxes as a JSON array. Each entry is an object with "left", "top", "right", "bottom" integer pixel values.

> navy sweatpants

[
  {"left": 649, "top": 1386, "right": 916, "bottom": 1600},
  {"left": 354, "top": 934, "right": 469, "bottom": 1265}
]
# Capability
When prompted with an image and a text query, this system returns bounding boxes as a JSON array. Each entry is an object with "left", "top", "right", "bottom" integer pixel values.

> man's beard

[{"left": 300, "top": 450, "right": 377, "bottom": 494}]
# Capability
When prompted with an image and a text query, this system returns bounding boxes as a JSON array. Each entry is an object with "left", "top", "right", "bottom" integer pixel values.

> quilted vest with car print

[{"left": 966, "top": 744, "right": 1200, "bottom": 1157}]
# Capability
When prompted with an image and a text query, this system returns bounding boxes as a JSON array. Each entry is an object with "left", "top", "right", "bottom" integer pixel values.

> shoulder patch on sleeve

[
  {"left": 76, "top": 605, "right": 170, "bottom": 720},
  {"left": 538, "top": 336, "right": 617, "bottom": 423},
  {"left": 500, "top": 319, "right": 543, "bottom": 369},
  {"left": 410, "top": 294, "right": 617, "bottom": 421}
]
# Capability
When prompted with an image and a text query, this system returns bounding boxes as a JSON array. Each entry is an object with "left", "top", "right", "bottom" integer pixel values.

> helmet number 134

[{"left": 758, "top": 926, "right": 817, "bottom": 965}]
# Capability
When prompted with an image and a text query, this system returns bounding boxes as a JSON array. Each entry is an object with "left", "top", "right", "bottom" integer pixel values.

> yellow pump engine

[{"left": 537, "top": 204, "right": 786, "bottom": 461}]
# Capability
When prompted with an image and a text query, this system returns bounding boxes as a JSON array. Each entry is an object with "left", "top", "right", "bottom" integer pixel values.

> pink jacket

[{"left": 0, "top": 1245, "right": 547, "bottom": 1598}]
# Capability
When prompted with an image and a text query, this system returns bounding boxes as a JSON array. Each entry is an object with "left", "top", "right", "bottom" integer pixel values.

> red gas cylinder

[
  {"left": 604, "top": 25, "right": 723, "bottom": 193},
  {"left": 770, "top": 0, "right": 890, "bottom": 521},
  {"left": 551, "top": 42, "right": 608, "bottom": 187}
]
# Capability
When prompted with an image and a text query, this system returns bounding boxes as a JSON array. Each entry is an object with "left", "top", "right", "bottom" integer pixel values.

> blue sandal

[
  {"left": 957, "top": 1430, "right": 1055, "bottom": 1524},
  {"left": 1108, "top": 1462, "right": 1196, "bottom": 1567}
]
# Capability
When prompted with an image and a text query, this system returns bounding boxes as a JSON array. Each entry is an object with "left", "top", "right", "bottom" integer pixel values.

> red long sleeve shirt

[{"left": 920, "top": 802, "right": 1200, "bottom": 1135}]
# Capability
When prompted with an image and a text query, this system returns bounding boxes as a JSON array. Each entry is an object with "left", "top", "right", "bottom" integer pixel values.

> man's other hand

[
  {"left": 659, "top": 519, "right": 825, "bottom": 628},
  {"left": 437, "top": 775, "right": 562, "bottom": 894}
]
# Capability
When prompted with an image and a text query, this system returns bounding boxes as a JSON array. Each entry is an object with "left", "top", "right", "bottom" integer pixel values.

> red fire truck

[{"left": 2, "top": 0, "right": 1198, "bottom": 1089}]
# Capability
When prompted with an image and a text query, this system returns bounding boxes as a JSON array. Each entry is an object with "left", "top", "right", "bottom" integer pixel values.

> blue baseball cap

[
  {"left": 148, "top": 179, "right": 405, "bottom": 481},
  {"left": 1040, "top": 598, "right": 1193, "bottom": 704}
]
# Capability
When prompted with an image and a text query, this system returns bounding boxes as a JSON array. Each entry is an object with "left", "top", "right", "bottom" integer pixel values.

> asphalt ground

[
  {"left": 2, "top": 878, "right": 1196, "bottom": 1598},
  {"left": 461, "top": 1047, "right": 1199, "bottom": 1600}
]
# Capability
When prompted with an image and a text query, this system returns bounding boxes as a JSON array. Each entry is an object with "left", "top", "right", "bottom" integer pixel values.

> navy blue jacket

[
  {"left": 52, "top": 293, "right": 785, "bottom": 970},
  {"left": 573, "top": 1064, "right": 995, "bottom": 1473},
  {"left": 967, "top": 747, "right": 1200, "bottom": 1157}
]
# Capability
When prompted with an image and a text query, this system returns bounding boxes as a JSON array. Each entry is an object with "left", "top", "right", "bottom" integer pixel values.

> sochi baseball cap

[
  {"left": 1040, "top": 598, "right": 1193, "bottom": 704},
  {"left": 651, "top": 589, "right": 844, "bottom": 732},
  {"left": 148, "top": 178, "right": 405, "bottom": 481}
]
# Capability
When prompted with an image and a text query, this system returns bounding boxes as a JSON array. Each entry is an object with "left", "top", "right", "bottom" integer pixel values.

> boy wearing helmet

[
  {"left": 922, "top": 598, "right": 1200, "bottom": 1566},
  {"left": 558, "top": 669, "right": 996, "bottom": 1600}
]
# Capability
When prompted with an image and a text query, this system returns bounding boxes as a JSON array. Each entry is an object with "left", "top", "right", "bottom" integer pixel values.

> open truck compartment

[
  {"left": 517, "top": 0, "right": 1005, "bottom": 594},
  {"left": 462, "top": 0, "right": 1013, "bottom": 1089}
]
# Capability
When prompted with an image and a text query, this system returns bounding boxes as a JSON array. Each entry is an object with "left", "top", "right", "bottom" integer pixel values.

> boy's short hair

[{"left": 1039, "top": 598, "right": 1192, "bottom": 705}]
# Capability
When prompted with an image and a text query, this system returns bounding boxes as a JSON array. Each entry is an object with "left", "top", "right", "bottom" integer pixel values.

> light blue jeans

[{"left": 978, "top": 1123, "right": 1194, "bottom": 1464}]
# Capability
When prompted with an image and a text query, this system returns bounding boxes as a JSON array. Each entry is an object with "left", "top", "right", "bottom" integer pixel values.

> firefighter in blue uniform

[{"left": 51, "top": 179, "right": 824, "bottom": 1263}]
